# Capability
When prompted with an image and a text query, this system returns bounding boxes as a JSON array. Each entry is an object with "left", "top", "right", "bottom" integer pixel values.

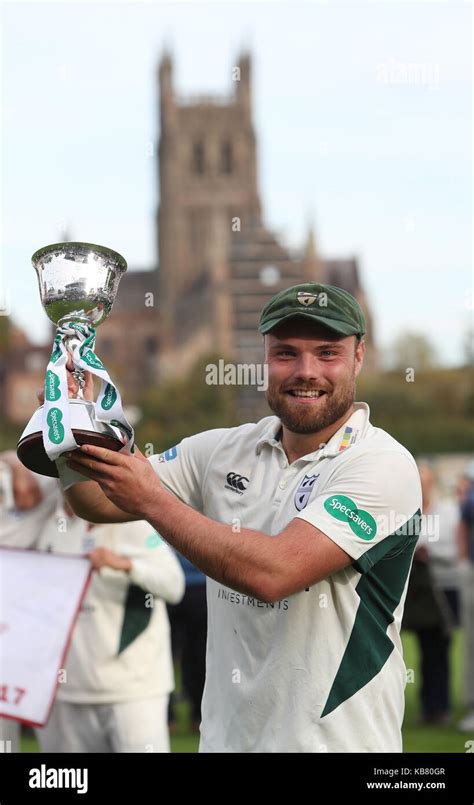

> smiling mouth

[{"left": 285, "top": 389, "right": 328, "bottom": 399}]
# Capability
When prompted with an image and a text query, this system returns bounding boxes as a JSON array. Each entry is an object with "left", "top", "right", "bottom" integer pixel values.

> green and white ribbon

[{"left": 42, "top": 322, "right": 134, "bottom": 462}]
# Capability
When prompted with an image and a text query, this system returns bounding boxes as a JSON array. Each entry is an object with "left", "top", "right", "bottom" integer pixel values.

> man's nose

[{"left": 292, "top": 353, "right": 320, "bottom": 381}]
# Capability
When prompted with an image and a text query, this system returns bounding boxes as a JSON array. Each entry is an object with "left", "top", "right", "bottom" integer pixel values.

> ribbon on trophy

[{"left": 42, "top": 321, "right": 134, "bottom": 463}]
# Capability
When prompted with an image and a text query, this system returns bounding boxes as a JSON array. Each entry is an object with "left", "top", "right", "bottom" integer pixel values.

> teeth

[{"left": 291, "top": 390, "right": 324, "bottom": 398}]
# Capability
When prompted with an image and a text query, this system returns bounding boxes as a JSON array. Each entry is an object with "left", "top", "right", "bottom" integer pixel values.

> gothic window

[
  {"left": 220, "top": 140, "right": 233, "bottom": 174},
  {"left": 192, "top": 141, "right": 205, "bottom": 174}
]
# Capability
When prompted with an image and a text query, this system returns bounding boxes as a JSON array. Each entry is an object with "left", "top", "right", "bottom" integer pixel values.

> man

[
  {"left": 61, "top": 283, "right": 422, "bottom": 752},
  {"left": 0, "top": 458, "right": 58, "bottom": 753},
  {"left": 167, "top": 554, "right": 207, "bottom": 735},
  {"left": 458, "top": 459, "right": 474, "bottom": 732},
  {"left": 403, "top": 463, "right": 460, "bottom": 725},
  {"left": 0, "top": 460, "right": 184, "bottom": 753},
  {"left": 34, "top": 499, "right": 184, "bottom": 753}
]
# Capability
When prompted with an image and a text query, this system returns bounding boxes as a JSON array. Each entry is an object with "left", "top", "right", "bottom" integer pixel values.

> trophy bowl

[{"left": 16, "top": 242, "right": 128, "bottom": 477}]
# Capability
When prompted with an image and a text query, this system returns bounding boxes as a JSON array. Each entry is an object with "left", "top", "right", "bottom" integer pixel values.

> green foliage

[
  {"left": 0, "top": 316, "right": 10, "bottom": 354},
  {"left": 402, "top": 630, "right": 467, "bottom": 753},
  {"left": 358, "top": 367, "right": 474, "bottom": 454},
  {"left": 388, "top": 332, "right": 438, "bottom": 371},
  {"left": 0, "top": 420, "right": 24, "bottom": 452},
  {"left": 135, "top": 354, "right": 241, "bottom": 453}
]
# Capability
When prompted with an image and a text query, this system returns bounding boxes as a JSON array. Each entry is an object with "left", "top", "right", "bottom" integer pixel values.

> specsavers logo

[
  {"left": 101, "top": 383, "right": 117, "bottom": 410},
  {"left": 323, "top": 494, "right": 377, "bottom": 540},
  {"left": 81, "top": 349, "right": 104, "bottom": 370},
  {"left": 46, "top": 408, "right": 65, "bottom": 445},
  {"left": 45, "top": 370, "right": 61, "bottom": 401}
]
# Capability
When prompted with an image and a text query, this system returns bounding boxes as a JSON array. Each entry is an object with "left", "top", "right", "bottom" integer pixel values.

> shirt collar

[
  {"left": 319, "top": 402, "right": 371, "bottom": 458},
  {"left": 255, "top": 402, "right": 371, "bottom": 460},
  {"left": 255, "top": 418, "right": 284, "bottom": 455}
]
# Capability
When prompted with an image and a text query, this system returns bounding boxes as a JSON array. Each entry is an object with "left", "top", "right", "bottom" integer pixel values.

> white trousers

[{"left": 36, "top": 694, "right": 170, "bottom": 753}]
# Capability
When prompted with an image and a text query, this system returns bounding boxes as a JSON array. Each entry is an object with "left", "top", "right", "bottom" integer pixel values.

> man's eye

[
  {"left": 321, "top": 350, "right": 336, "bottom": 357},
  {"left": 277, "top": 350, "right": 295, "bottom": 357}
]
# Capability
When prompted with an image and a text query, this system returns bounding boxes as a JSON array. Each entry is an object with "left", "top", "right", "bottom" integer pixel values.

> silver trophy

[{"left": 17, "top": 242, "right": 128, "bottom": 477}]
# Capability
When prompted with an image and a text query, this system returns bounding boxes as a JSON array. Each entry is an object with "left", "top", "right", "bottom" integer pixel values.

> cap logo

[{"left": 297, "top": 291, "right": 318, "bottom": 307}]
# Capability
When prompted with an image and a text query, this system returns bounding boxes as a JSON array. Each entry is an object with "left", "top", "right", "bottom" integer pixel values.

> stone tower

[
  {"left": 156, "top": 51, "right": 376, "bottom": 384},
  {"left": 98, "top": 51, "right": 375, "bottom": 408},
  {"left": 157, "top": 52, "right": 262, "bottom": 372}
]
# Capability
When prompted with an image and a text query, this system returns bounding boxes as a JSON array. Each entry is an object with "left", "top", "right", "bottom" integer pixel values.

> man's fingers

[
  {"left": 66, "top": 459, "right": 111, "bottom": 482},
  {"left": 65, "top": 357, "right": 94, "bottom": 401},
  {"left": 65, "top": 444, "right": 130, "bottom": 467},
  {"left": 133, "top": 446, "right": 148, "bottom": 464}
]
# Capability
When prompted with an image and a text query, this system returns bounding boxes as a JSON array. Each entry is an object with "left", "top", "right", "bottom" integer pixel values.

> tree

[
  {"left": 463, "top": 324, "right": 474, "bottom": 368},
  {"left": 135, "top": 353, "right": 240, "bottom": 453},
  {"left": 385, "top": 332, "right": 438, "bottom": 372}
]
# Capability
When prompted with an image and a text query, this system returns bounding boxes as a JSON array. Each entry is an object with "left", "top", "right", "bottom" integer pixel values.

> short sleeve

[
  {"left": 296, "top": 448, "right": 422, "bottom": 573},
  {"left": 147, "top": 428, "right": 228, "bottom": 512}
]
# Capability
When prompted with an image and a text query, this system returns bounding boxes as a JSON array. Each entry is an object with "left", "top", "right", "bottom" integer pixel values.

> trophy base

[{"left": 16, "top": 400, "right": 125, "bottom": 478}]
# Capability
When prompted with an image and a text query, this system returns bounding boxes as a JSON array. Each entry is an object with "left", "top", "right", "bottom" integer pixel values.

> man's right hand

[
  {"left": 13, "top": 464, "right": 43, "bottom": 510},
  {"left": 36, "top": 355, "right": 94, "bottom": 405}
]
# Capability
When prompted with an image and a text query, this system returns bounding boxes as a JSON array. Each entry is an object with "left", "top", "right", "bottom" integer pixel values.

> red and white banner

[{"left": 0, "top": 547, "right": 91, "bottom": 727}]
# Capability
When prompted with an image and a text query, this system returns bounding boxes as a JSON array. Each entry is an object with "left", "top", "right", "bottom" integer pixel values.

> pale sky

[{"left": 1, "top": 0, "right": 472, "bottom": 365}]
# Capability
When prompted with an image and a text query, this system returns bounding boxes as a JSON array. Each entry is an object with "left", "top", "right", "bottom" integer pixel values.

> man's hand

[
  {"left": 87, "top": 546, "right": 132, "bottom": 573},
  {"left": 65, "top": 444, "right": 161, "bottom": 518},
  {"left": 0, "top": 453, "right": 43, "bottom": 511},
  {"left": 14, "top": 465, "right": 43, "bottom": 510},
  {"left": 36, "top": 356, "right": 94, "bottom": 405}
]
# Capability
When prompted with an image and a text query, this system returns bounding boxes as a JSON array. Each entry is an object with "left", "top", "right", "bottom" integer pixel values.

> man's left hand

[
  {"left": 87, "top": 546, "right": 132, "bottom": 572},
  {"left": 65, "top": 444, "right": 161, "bottom": 518}
]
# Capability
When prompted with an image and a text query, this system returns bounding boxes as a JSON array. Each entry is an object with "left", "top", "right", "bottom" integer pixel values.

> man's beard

[{"left": 266, "top": 376, "right": 356, "bottom": 435}]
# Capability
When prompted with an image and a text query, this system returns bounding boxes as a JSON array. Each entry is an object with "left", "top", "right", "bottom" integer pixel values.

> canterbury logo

[{"left": 225, "top": 472, "right": 249, "bottom": 494}]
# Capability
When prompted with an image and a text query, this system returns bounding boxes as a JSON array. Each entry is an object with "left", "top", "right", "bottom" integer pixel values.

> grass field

[
  {"left": 20, "top": 629, "right": 470, "bottom": 753},
  {"left": 402, "top": 629, "right": 469, "bottom": 753}
]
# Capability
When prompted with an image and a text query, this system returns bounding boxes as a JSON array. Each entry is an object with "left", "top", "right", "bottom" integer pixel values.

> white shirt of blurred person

[
  {"left": 410, "top": 463, "right": 461, "bottom": 725},
  {"left": 0, "top": 459, "right": 185, "bottom": 753},
  {"left": 416, "top": 464, "right": 461, "bottom": 596},
  {"left": 458, "top": 459, "right": 474, "bottom": 732},
  {"left": 0, "top": 460, "right": 57, "bottom": 753}
]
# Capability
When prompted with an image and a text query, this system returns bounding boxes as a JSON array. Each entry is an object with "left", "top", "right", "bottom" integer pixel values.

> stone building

[{"left": 79, "top": 52, "right": 376, "bottom": 413}]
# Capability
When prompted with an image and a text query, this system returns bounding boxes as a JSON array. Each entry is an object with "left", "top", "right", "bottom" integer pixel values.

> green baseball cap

[{"left": 258, "top": 283, "right": 366, "bottom": 338}]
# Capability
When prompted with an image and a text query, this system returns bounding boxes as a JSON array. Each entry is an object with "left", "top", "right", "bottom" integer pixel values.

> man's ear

[{"left": 354, "top": 338, "right": 365, "bottom": 377}]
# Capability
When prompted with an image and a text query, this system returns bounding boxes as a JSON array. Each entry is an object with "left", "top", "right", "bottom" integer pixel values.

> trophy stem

[
  {"left": 72, "top": 371, "right": 86, "bottom": 400},
  {"left": 63, "top": 333, "right": 86, "bottom": 400}
]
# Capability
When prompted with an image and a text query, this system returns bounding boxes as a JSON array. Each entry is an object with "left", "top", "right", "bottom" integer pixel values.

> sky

[{"left": 1, "top": 0, "right": 472, "bottom": 366}]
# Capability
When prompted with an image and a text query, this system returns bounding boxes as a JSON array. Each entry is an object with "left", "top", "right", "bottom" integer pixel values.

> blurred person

[
  {"left": 1, "top": 456, "right": 185, "bottom": 752},
  {"left": 0, "top": 457, "right": 58, "bottom": 753},
  {"left": 458, "top": 458, "right": 474, "bottom": 732},
  {"left": 167, "top": 555, "right": 207, "bottom": 733},
  {"left": 61, "top": 284, "right": 423, "bottom": 753},
  {"left": 402, "top": 463, "right": 460, "bottom": 725}
]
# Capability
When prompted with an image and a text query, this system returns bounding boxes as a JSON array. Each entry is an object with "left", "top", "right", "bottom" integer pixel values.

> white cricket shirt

[
  {"left": 149, "top": 403, "right": 422, "bottom": 752},
  {"left": 35, "top": 515, "right": 184, "bottom": 704}
]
